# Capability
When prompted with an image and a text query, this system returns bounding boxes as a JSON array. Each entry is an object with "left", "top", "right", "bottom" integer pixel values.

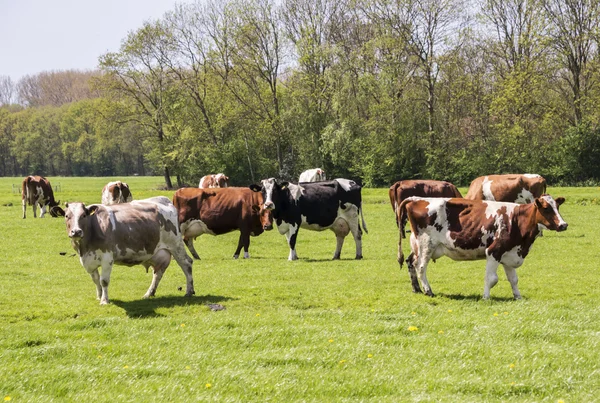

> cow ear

[
  {"left": 534, "top": 198, "right": 543, "bottom": 209},
  {"left": 555, "top": 197, "right": 565, "bottom": 206},
  {"left": 251, "top": 205, "right": 260, "bottom": 213},
  {"left": 88, "top": 205, "right": 99, "bottom": 216},
  {"left": 280, "top": 181, "right": 289, "bottom": 189},
  {"left": 65, "top": 202, "right": 69, "bottom": 208},
  {"left": 249, "top": 184, "right": 261, "bottom": 192}
]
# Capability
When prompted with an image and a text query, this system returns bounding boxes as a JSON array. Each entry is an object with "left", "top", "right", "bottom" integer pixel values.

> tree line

[{"left": 1, "top": 0, "right": 600, "bottom": 187}]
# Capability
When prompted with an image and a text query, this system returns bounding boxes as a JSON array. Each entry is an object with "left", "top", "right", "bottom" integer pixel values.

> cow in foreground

[
  {"left": 299, "top": 168, "right": 326, "bottom": 183},
  {"left": 465, "top": 174, "right": 546, "bottom": 203},
  {"left": 250, "top": 178, "right": 367, "bottom": 260},
  {"left": 22, "top": 175, "right": 64, "bottom": 218},
  {"left": 389, "top": 179, "right": 462, "bottom": 238},
  {"left": 199, "top": 173, "right": 229, "bottom": 188},
  {"left": 398, "top": 195, "right": 567, "bottom": 299},
  {"left": 173, "top": 187, "right": 273, "bottom": 259},
  {"left": 101, "top": 181, "right": 133, "bottom": 205},
  {"left": 64, "top": 198, "right": 195, "bottom": 305}
]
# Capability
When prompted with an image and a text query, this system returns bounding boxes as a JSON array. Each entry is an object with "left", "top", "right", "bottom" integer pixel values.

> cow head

[
  {"left": 215, "top": 173, "right": 229, "bottom": 188},
  {"left": 50, "top": 205, "right": 65, "bottom": 217},
  {"left": 250, "top": 178, "right": 288, "bottom": 211},
  {"left": 65, "top": 202, "right": 100, "bottom": 240},
  {"left": 534, "top": 195, "right": 567, "bottom": 232},
  {"left": 252, "top": 204, "right": 274, "bottom": 231}
]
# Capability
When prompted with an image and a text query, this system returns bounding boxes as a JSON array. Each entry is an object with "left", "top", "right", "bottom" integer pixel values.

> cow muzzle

[
  {"left": 69, "top": 228, "right": 83, "bottom": 239},
  {"left": 263, "top": 224, "right": 273, "bottom": 231},
  {"left": 557, "top": 223, "right": 568, "bottom": 232},
  {"left": 264, "top": 201, "right": 275, "bottom": 210}
]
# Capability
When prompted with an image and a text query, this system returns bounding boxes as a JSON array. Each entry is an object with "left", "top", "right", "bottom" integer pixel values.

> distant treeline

[{"left": 1, "top": 0, "right": 600, "bottom": 187}]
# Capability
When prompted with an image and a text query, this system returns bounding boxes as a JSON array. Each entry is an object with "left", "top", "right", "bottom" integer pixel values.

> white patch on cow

[
  {"left": 299, "top": 168, "right": 326, "bottom": 182},
  {"left": 514, "top": 188, "right": 535, "bottom": 204},
  {"left": 287, "top": 183, "right": 304, "bottom": 201},
  {"left": 423, "top": 198, "right": 451, "bottom": 217},
  {"left": 484, "top": 201, "right": 517, "bottom": 219},
  {"left": 482, "top": 177, "right": 496, "bottom": 201},
  {"left": 334, "top": 178, "right": 354, "bottom": 192},
  {"left": 101, "top": 205, "right": 117, "bottom": 231},
  {"left": 498, "top": 245, "right": 525, "bottom": 268},
  {"left": 180, "top": 218, "right": 216, "bottom": 239},
  {"left": 262, "top": 178, "right": 276, "bottom": 207},
  {"left": 523, "top": 173, "right": 541, "bottom": 179},
  {"left": 300, "top": 214, "right": 327, "bottom": 231},
  {"left": 243, "top": 251, "right": 250, "bottom": 259}
]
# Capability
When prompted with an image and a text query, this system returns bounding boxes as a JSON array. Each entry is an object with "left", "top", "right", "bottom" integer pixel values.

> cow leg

[
  {"left": 184, "top": 237, "right": 201, "bottom": 260},
  {"left": 483, "top": 259, "right": 501, "bottom": 299},
  {"left": 170, "top": 246, "right": 195, "bottom": 297},
  {"left": 22, "top": 200, "right": 26, "bottom": 219},
  {"left": 349, "top": 218, "right": 363, "bottom": 260},
  {"left": 286, "top": 227, "right": 299, "bottom": 261},
  {"left": 40, "top": 203, "right": 47, "bottom": 218},
  {"left": 414, "top": 235, "right": 434, "bottom": 296},
  {"left": 331, "top": 217, "right": 350, "bottom": 260},
  {"left": 502, "top": 265, "right": 521, "bottom": 300},
  {"left": 333, "top": 235, "right": 345, "bottom": 260},
  {"left": 89, "top": 268, "right": 102, "bottom": 300},
  {"left": 405, "top": 252, "right": 422, "bottom": 293},
  {"left": 233, "top": 232, "right": 251, "bottom": 259},
  {"left": 144, "top": 250, "right": 171, "bottom": 298},
  {"left": 33, "top": 203, "right": 38, "bottom": 218},
  {"left": 98, "top": 261, "right": 113, "bottom": 305}
]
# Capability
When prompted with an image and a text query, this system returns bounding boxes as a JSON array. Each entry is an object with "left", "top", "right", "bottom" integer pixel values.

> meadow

[{"left": 1, "top": 176, "right": 599, "bottom": 402}]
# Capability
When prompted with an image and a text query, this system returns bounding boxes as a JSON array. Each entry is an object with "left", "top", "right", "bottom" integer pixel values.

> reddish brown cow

[
  {"left": 198, "top": 173, "right": 229, "bottom": 188},
  {"left": 398, "top": 195, "right": 567, "bottom": 299},
  {"left": 101, "top": 181, "right": 133, "bottom": 205},
  {"left": 21, "top": 175, "right": 64, "bottom": 218},
  {"left": 173, "top": 187, "right": 273, "bottom": 259},
  {"left": 465, "top": 174, "right": 547, "bottom": 203},
  {"left": 389, "top": 180, "right": 462, "bottom": 238}
]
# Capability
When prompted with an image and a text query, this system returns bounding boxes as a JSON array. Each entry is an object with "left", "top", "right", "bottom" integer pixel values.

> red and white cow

[
  {"left": 389, "top": 179, "right": 462, "bottom": 238},
  {"left": 465, "top": 174, "right": 547, "bottom": 203},
  {"left": 398, "top": 195, "right": 567, "bottom": 299},
  {"left": 198, "top": 173, "right": 229, "bottom": 188},
  {"left": 101, "top": 181, "right": 133, "bottom": 205},
  {"left": 64, "top": 197, "right": 195, "bottom": 305},
  {"left": 173, "top": 187, "right": 273, "bottom": 259},
  {"left": 21, "top": 175, "right": 64, "bottom": 218},
  {"left": 299, "top": 168, "right": 326, "bottom": 183}
]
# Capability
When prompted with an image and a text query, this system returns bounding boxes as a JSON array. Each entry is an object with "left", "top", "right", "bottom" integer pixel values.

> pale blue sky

[{"left": 0, "top": 0, "right": 190, "bottom": 81}]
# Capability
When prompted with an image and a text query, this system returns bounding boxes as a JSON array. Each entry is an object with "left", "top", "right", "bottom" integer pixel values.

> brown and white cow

[
  {"left": 198, "top": 173, "right": 229, "bottom": 188},
  {"left": 173, "top": 187, "right": 273, "bottom": 260},
  {"left": 22, "top": 175, "right": 64, "bottom": 218},
  {"left": 398, "top": 195, "right": 567, "bottom": 299},
  {"left": 465, "top": 174, "right": 547, "bottom": 203},
  {"left": 389, "top": 180, "right": 462, "bottom": 238},
  {"left": 64, "top": 197, "right": 195, "bottom": 305},
  {"left": 299, "top": 168, "right": 326, "bottom": 183},
  {"left": 101, "top": 181, "right": 133, "bottom": 205}
]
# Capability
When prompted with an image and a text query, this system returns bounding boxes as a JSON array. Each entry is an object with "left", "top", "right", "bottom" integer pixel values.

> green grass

[{"left": 1, "top": 177, "right": 599, "bottom": 402}]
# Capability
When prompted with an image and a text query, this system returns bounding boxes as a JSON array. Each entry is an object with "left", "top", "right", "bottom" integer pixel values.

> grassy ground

[{"left": 1, "top": 176, "right": 598, "bottom": 402}]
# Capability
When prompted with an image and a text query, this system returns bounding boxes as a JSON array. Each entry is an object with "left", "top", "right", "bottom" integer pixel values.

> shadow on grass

[
  {"left": 111, "top": 294, "right": 234, "bottom": 318},
  {"left": 438, "top": 293, "right": 516, "bottom": 302}
]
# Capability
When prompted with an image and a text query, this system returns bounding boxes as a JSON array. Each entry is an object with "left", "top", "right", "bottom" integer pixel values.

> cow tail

[
  {"left": 360, "top": 203, "right": 368, "bottom": 234},
  {"left": 397, "top": 198, "right": 415, "bottom": 267},
  {"left": 22, "top": 176, "right": 32, "bottom": 204}
]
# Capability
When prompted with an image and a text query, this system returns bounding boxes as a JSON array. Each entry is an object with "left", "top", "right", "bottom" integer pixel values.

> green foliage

[{"left": 1, "top": 178, "right": 599, "bottom": 401}]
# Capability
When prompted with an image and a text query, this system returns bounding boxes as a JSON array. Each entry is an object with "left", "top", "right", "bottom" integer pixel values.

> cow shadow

[
  {"left": 111, "top": 294, "right": 234, "bottom": 318},
  {"left": 438, "top": 293, "right": 516, "bottom": 302}
]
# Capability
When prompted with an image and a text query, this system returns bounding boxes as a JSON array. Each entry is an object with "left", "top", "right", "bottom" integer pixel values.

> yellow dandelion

[
  {"left": 509, "top": 363, "right": 515, "bottom": 369},
  {"left": 493, "top": 312, "right": 499, "bottom": 317},
  {"left": 367, "top": 354, "right": 373, "bottom": 358},
  {"left": 180, "top": 323, "right": 185, "bottom": 328},
  {"left": 411, "top": 311, "right": 416, "bottom": 315},
  {"left": 185, "top": 365, "right": 191, "bottom": 370},
  {"left": 123, "top": 365, "right": 129, "bottom": 369},
  {"left": 328, "top": 339, "right": 334, "bottom": 343},
  {"left": 504, "top": 311, "right": 509, "bottom": 315},
  {"left": 407, "top": 326, "right": 418, "bottom": 332},
  {"left": 438, "top": 330, "right": 444, "bottom": 334},
  {"left": 205, "top": 383, "right": 212, "bottom": 389},
  {"left": 558, "top": 400, "right": 565, "bottom": 403},
  {"left": 256, "top": 313, "right": 260, "bottom": 317},
  {"left": 339, "top": 360, "right": 346, "bottom": 364},
  {"left": 511, "top": 382, "right": 516, "bottom": 386},
  {"left": 4, "top": 397, "right": 11, "bottom": 402},
  {"left": 447, "top": 309, "right": 453, "bottom": 313},
  {"left": 97, "top": 355, "right": 102, "bottom": 359}
]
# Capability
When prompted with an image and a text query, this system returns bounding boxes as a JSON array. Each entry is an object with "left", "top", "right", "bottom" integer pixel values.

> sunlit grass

[{"left": 1, "top": 177, "right": 598, "bottom": 401}]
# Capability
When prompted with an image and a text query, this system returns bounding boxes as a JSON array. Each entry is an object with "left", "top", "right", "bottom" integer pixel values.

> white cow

[{"left": 299, "top": 168, "right": 326, "bottom": 183}]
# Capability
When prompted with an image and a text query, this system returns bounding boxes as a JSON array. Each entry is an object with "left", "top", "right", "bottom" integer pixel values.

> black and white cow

[{"left": 250, "top": 178, "right": 368, "bottom": 260}]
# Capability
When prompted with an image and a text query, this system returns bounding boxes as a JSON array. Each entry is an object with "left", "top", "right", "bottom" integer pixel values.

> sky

[{"left": 0, "top": 0, "right": 191, "bottom": 81}]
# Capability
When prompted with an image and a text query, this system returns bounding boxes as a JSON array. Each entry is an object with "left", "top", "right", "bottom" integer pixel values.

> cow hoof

[
  {"left": 100, "top": 299, "right": 109, "bottom": 305},
  {"left": 425, "top": 291, "right": 435, "bottom": 297},
  {"left": 355, "top": 255, "right": 363, "bottom": 260},
  {"left": 233, "top": 255, "right": 239, "bottom": 259},
  {"left": 332, "top": 255, "right": 340, "bottom": 260}
]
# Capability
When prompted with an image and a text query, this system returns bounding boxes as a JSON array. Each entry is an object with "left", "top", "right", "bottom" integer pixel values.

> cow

[
  {"left": 198, "top": 173, "right": 229, "bottom": 188},
  {"left": 465, "top": 174, "right": 547, "bottom": 204},
  {"left": 299, "top": 168, "right": 326, "bottom": 183},
  {"left": 397, "top": 195, "right": 567, "bottom": 299},
  {"left": 389, "top": 180, "right": 463, "bottom": 238},
  {"left": 172, "top": 187, "right": 274, "bottom": 260},
  {"left": 21, "top": 175, "right": 64, "bottom": 218},
  {"left": 64, "top": 198, "right": 195, "bottom": 305},
  {"left": 101, "top": 181, "right": 133, "bottom": 205},
  {"left": 249, "top": 178, "right": 368, "bottom": 261}
]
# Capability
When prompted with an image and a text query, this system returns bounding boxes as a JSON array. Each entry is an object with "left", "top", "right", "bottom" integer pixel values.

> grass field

[{"left": 1, "top": 176, "right": 599, "bottom": 402}]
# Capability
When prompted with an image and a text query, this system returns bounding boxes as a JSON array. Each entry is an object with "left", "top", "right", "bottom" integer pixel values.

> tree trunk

[{"left": 164, "top": 166, "right": 173, "bottom": 189}]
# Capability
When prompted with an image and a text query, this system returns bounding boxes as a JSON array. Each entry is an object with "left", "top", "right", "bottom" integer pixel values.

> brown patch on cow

[{"left": 465, "top": 174, "right": 546, "bottom": 202}]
